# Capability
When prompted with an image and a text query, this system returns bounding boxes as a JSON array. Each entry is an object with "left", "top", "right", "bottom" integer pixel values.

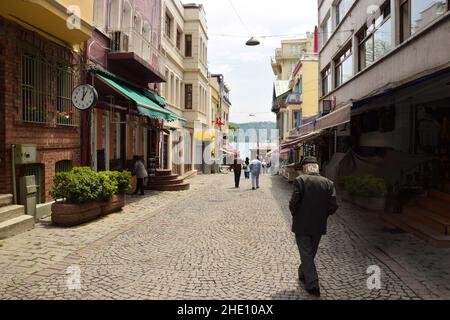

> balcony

[
  {"left": 286, "top": 93, "right": 302, "bottom": 105},
  {"left": 108, "top": 28, "right": 166, "bottom": 85},
  {"left": 0, "top": 0, "right": 94, "bottom": 46}
]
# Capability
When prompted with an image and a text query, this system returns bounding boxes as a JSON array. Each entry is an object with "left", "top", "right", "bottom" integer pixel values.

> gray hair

[{"left": 303, "top": 163, "right": 320, "bottom": 174}]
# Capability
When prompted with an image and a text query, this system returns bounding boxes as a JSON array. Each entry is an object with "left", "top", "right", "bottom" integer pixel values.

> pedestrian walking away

[
  {"left": 243, "top": 157, "right": 250, "bottom": 179},
  {"left": 133, "top": 156, "right": 148, "bottom": 196},
  {"left": 249, "top": 156, "right": 262, "bottom": 190},
  {"left": 289, "top": 156, "right": 338, "bottom": 297},
  {"left": 231, "top": 158, "right": 242, "bottom": 188}
]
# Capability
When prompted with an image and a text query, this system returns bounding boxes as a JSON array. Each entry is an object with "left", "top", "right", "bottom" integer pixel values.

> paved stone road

[{"left": 0, "top": 174, "right": 443, "bottom": 300}]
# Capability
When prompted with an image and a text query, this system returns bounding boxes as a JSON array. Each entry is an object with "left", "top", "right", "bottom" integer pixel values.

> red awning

[{"left": 280, "top": 148, "right": 291, "bottom": 154}]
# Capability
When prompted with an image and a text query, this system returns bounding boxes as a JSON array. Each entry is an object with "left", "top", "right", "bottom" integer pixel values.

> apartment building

[
  {"left": 84, "top": 0, "right": 179, "bottom": 192},
  {"left": 317, "top": 0, "right": 450, "bottom": 244},
  {"left": 161, "top": 0, "right": 209, "bottom": 175}
]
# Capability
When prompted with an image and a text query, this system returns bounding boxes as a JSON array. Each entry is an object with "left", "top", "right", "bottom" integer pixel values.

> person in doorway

[
  {"left": 249, "top": 156, "right": 262, "bottom": 190},
  {"left": 289, "top": 156, "right": 338, "bottom": 297},
  {"left": 133, "top": 156, "right": 148, "bottom": 196},
  {"left": 231, "top": 158, "right": 242, "bottom": 188},
  {"left": 243, "top": 157, "right": 250, "bottom": 179}
]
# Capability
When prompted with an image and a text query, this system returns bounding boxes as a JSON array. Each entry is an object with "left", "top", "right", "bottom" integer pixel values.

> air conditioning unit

[{"left": 111, "top": 31, "right": 129, "bottom": 52}]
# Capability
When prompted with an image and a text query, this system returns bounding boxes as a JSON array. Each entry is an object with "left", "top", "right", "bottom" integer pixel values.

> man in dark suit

[{"left": 289, "top": 156, "right": 338, "bottom": 297}]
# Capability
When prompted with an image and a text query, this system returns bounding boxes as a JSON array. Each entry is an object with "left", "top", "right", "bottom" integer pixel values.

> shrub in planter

[
  {"left": 105, "top": 171, "right": 132, "bottom": 194},
  {"left": 337, "top": 175, "right": 387, "bottom": 211},
  {"left": 98, "top": 171, "right": 131, "bottom": 215}
]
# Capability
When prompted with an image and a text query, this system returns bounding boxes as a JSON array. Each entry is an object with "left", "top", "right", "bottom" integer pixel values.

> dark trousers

[
  {"left": 134, "top": 178, "right": 145, "bottom": 195},
  {"left": 295, "top": 234, "right": 322, "bottom": 290},
  {"left": 234, "top": 171, "right": 241, "bottom": 187}
]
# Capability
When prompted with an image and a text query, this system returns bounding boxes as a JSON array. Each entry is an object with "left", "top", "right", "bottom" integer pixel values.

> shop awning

[
  {"left": 280, "top": 148, "right": 291, "bottom": 154},
  {"left": 143, "top": 89, "right": 188, "bottom": 126},
  {"left": 281, "top": 130, "right": 324, "bottom": 149},
  {"left": 315, "top": 104, "right": 351, "bottom": 131},
  {"left": 95, "top": 73, "right": 171, "bottom": 121}
]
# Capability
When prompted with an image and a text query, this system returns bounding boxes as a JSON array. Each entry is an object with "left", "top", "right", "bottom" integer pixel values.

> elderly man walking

[
  {"left": 289, "top": 156, "right": 338, "bottom": 297},
  {"left": 249, "top": 156, "right": 262, "bottom": 190}
]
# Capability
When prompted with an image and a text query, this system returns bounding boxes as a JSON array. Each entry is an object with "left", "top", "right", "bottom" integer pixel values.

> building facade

[
  {"left": 160, "top": 0, "right": 209, "bottom": 175},
  {"left": 0, "top": 1, "right": 94, "bottom": 206},
  {"left": 83, "top": 0, "right": 171, "bottom": 192},
  {"left": 316, "top": 0, "right": 450, "bottom": 243}
]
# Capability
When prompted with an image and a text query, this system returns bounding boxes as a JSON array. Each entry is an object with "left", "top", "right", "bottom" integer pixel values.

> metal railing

[
  {"left": 21, "top": 53, "right": 80, "bottom": 126},
  {"left": 109, "top": 28, "right": 165, "bottom": 75}
]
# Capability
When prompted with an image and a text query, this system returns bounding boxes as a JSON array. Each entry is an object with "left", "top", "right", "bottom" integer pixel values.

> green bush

[
  {"left": 105, "top": 171, "right": 132, "bottom": 194},
  {"left": 51, "top": 167, "right": 132, "bottom": 204},
  {"left": 337, "top": 175, "right": 387, "bottom": 198}
]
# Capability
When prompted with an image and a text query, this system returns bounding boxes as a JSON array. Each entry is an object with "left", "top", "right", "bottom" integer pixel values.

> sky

[{"left": 185, "top": 0, "right": 318, "bottom": 124}]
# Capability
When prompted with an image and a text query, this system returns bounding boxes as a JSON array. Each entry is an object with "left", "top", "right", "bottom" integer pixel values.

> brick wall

[{"left": 0, "top": 18, "right": 81, "bottom": 202}]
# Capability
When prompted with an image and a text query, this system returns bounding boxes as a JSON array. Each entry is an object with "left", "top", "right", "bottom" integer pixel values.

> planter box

[
  {"left": 51, "top": 202, "right": 102, "bottom": 227},
  {"left": 100, "top": 194, "right": 126, "bottom": 216},
  {"left": 350, "top": 195, "right": 387, "bottom": 211}
]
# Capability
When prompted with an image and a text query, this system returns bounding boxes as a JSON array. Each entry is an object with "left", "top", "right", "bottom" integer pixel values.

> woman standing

[
  {"left": 243, "top": 157, "right": 250, "bottom": 179},
  {"left": 133, "top": 156, "right": 148, "bottom": 196}
]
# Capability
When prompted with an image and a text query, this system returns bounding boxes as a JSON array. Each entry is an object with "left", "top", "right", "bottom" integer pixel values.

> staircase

[
  {"left": 383, "top": 182, "right": 450, "bottom": 247},
  {"left": 146, "top": 169, "right": 190, "bottom": 192},
  {"left": 0, "top": 194, "right": 34, "bottom": 240}
]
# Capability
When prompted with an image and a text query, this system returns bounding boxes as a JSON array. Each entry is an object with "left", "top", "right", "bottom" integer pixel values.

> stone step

[
  {"left": 147, "top": 183, "right": 190, "bottom": 192},
  {"left": 403, "top": 205, "right": 450, "bottom": 235},
  {"left": 147, "top": 174, "right": 180, "bottom": 181},
  {"left": 416, "top": 197, "right": 450, "bottom": 218},
  {"left": 0, "top": 194, "right": 13, "bottom": 207},
  {"left": 429, "top": 190, "right": 450, "bottom": 203},
  {"left": 0, "top": 205, "right": 25, "bottom": 224},
  {"left": 155, "top": 169, "right": 173, "bottom": 177},
  {"left": 147, "top": 178, "right": 185, "bottom": 186},
  {"left": 383, "top": 213, "right": 450, "bottom": 248},
  {"left": 0, "top": 215, "right": 35, "bottom": 240}
]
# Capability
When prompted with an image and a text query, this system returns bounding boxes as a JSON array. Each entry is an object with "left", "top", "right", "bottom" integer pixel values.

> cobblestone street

[{"left": 0, "top": 174, "right": 447, "bottom": 300}]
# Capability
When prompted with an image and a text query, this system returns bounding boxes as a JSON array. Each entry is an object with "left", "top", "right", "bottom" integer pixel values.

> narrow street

[{"left": 1, "top": 174, "right": 443, "bottom": 300}]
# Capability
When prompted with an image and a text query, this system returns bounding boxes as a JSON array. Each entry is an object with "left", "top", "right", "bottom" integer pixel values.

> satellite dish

[{"left": 246, "top": 37, "right": 260, "bottom": 46}]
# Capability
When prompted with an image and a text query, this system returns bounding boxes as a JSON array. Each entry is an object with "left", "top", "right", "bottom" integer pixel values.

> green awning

[
  {"left": 143, "top": 89, "right": 166, "bottom": 107},
  {"left": 95, "top": 73, "right": 171, "bottom": 120}
]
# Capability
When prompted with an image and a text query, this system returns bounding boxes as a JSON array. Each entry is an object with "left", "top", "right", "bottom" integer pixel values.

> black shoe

[
  {"left": 252, "top": 188, "right": 256, "bottom": 190},
  {"left": 306, "top": 287, "right": 321, "bottom": 297}
]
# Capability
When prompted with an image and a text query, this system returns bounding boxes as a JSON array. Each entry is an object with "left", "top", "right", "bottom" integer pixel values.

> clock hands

[{"left": 82, "top": 87, "right": 88, "bottom": 101}]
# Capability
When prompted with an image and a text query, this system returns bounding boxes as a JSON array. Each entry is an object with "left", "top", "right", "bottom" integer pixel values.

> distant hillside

[{"left": 231, "top": 122, "right": 276, "bottom": 132}]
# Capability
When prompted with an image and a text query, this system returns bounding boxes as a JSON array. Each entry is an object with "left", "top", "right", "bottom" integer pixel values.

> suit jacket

[{"left": 289, "top": 173, "right": 338, "bottom": 236}]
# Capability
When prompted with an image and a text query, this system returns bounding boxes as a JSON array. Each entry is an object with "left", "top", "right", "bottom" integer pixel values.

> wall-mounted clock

[{"left": 71, "top": 84, "right": 98, "bottom": 111}]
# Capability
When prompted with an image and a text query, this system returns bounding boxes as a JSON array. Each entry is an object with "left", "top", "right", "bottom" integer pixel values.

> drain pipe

[{"left": 11, "top": 144, "right": 17, "bottom": 204}]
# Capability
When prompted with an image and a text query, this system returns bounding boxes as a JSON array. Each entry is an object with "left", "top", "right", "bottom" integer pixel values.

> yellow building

[
  {"left": 284, "top": 54, "right": 319, "bottom": 139},
  {"left": 271, "top": 33, "right": 314, "bottom": 81}
]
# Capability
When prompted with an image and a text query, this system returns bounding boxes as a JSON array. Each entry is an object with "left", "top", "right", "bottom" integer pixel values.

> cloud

[{"left": 186, "top": 0, "right": 318, "bottom": 123}]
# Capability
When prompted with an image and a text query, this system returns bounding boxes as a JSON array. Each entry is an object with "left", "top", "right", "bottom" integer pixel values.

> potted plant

[
  {"left": 51, "top": 167, "right": 105, "bottom": 227},
  {"left": 337, "top": 175, "right": 387, "bottom": 211},
  {"left": 99, "top": 171, "right": 131, "bottom": 215}
]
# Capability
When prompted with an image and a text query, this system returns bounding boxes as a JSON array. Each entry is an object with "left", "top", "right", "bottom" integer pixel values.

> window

[
  {"left": 57, "top": 64, "right": 79, "bottom": 126},
  {"left": 185, "top": 34, "right": 192, "bottom": 57},
  {"left": 176, "top": 29, "right": 182, "bottom": 50},
  {"left": 164, "top": 13, "right": 172, "bottom": 38},
  {"left": 322, "top": 66, "right": 332, "bottom": 95},
  {"left": 93, "top": 0, "right": 105, "bottom": 30},
  {"left": 358, "top": 2, "right": 392, "bottom": 71},
  {"left": 334, "top": 44, "right": 353, "bottom": 87},
  {"left": 321, "top": 14, "right": 332, "bottom": 45},
  {"left": 21, "top": 50, "right": 79, "bottom": 125},
  {"left": 185, "top": 84, "right": 193, "bottom": 109},
  {"left": 336, "top": 0, "right": 354, "bottom": 26},
  {"left": 55, "top": 160, "right": 73, "bottom": 173},
  {"left": 400, "top": 0, "right": 447, "bottom": 42},
  {"left": 292, "top": 110, "right": 302, "bottom": 129}
]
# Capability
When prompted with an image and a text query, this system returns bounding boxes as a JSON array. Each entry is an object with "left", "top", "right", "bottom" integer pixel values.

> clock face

[{"left": 72, "top": 84, "right": 98, "bottom": 111}]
